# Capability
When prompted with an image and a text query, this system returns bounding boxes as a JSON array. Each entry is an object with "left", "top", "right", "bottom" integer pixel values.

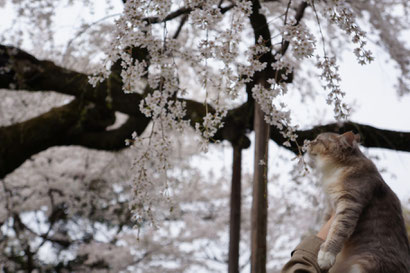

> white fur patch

[
  {"left": 348, "top": 264, "right": 362, "bottom": 273},
  {"left": 320, "top": 166, "right": 345, "bottom": 189},
  {"left": 318, "top": 250, "right": 336, "bottom": 270}
]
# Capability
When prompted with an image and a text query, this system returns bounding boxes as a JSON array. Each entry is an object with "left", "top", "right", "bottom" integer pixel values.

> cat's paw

[{"left": 318, "top": 250, "right": 336, "bottom": 270}]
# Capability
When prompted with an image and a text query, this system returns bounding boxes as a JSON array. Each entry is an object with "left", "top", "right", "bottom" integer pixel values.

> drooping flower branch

[{"left": 88, "top": 0, "right": 379, "bottom": 225}]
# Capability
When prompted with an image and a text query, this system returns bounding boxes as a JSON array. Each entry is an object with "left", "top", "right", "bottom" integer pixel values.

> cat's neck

[
  {"left": 316, "top": 156, "right": 347, "bottom": 190},
  {"left": 320, "top": 166, "right": 346, "bottom": 189}
]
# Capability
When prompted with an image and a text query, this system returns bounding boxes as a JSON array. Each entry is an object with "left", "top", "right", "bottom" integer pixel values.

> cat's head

[{"left": 307, "top": 131, "right": 361, "bottom": 169}]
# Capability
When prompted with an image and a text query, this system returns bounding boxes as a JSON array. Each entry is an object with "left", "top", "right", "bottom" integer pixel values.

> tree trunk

[
  {"left": 228, "top": 145, "right": 242, "bottom": 273},
  {"left": 250, "top": 103, "right": 270, "bottom": 273}
]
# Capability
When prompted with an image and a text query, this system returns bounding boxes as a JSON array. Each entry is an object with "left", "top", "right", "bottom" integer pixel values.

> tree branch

[
  {"left": 270, "top": 122, "right": 410, "bottom": 154},
  {"left": 0, "top": 45, "right": 94, "bottom": 97},
  {"left": 1, "top": 45, "right": 410, "bottom": 179},
  {"left": 0, "top": 99, "right": 148, "bottom": 179},
  {"left": 71, "top": 115, "right": 149, "bottom": 150},
  {"left": 142, "top": 4, "right": 234, "bottom": 24},
  {"left": 0, "top": 99, "right": 83, "bottom": 178}
]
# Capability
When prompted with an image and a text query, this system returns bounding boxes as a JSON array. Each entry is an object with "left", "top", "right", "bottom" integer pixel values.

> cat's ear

[
  {"left": 339, "top": 131, "right": 359, "bottom": 148},
  {"left": 354, "top": 133, "right": 361, "bottom": 143}
]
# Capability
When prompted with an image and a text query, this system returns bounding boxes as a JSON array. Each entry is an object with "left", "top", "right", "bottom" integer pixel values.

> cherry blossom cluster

[
  {"left": 307, "top": 0, "right": 375, "bottom": 120},
  {"left": 127, "top": 131, "right": 173, "bottom": 227},
  {"left": 316, "top": 56, "right": 350, "bottom": 120},
  {"left": 324, "top": 0, "right": 373, "bottom": 65},
  {"left": 251, "top": 81, "right": 298, "bottom": 147},
  {"left": 241, "top": 36, "right": 270, "bottom": 76},
  {"left": 195, "top": 107, "right": 227, "bottom": 152},
  {"left": 283, "top": 21, "right": 316, "bottom": 60}
]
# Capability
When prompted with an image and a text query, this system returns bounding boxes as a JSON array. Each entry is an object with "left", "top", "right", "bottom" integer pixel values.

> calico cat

[{"left": 308, "top": 131, "right": 410, "bottom": 273}]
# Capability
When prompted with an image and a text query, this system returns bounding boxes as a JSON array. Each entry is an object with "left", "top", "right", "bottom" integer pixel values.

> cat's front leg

[{"left": 318, "top": 198, "right": 362, "bottom": 270}]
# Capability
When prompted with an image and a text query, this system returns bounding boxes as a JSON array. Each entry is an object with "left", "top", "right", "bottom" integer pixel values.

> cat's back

[{"left": 338, "top": 170, "right": 410, "bottom": 273}]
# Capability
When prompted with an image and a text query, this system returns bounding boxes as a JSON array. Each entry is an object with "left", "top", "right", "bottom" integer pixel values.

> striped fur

[{"left": 308, "top": 132, "right": 410, "bottom": 273}]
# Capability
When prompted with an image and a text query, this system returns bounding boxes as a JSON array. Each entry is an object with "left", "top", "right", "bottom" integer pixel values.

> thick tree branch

[
  {"left": 0, "top": 99, "right": 83, "bottom": 179},
  {"left": 71, "top": 115, "right": 149, "bottom": 150},
  {"left": 0, "top": 99, "right": 148, "bottom": 179},
  {"left": 271, "top": 122, "right": 410, "bottom": 154},
  {"left": 0, "top": 45, "right": 142, "bottom": 117},
  {"left": 0, "top": 44, "right": 251, "bottom": 142},
  {"left": 1, "top": 45, "right": 410, "bottom": 179},
  {"left": 0, "top": 45, "right": 251, "bottom": 178},
  {"left": 0, "top": 45, "right": 94, "bottom": 97},
  {"left": 0, "top": 45, "right": 221, "bottom": 121}
]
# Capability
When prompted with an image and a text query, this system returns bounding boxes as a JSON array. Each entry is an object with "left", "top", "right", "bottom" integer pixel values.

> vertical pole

[
  {"left": 250, "top": 102, "right": 270, "bottom": 273},
  {"left": 228, "top": 145, "right": 242, "bottom": 273}
]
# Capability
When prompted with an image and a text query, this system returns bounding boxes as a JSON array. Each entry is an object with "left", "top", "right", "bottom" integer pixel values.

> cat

[{"left": 307, "top": 131, "right": 410, "bottom": 273}]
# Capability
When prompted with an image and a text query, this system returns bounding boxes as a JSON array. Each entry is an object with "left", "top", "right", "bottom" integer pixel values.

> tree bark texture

[
  {"left": 228, "top": 145, "right": 242, "bottom": 273},
  {"left": 251, "top": 103, "right": 270, "bottom": 273}
]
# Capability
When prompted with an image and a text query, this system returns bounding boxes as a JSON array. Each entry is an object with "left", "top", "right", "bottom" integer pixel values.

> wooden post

[
  {"left": 228, "top": 145, "right": 242, "bottom": 273},
  {"left": 250, "top": 102, "right": 270, "bottom": 273}
]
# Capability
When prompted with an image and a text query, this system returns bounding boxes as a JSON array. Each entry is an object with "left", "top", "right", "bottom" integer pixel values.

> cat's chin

[{"left": 306, "top": 155, "right": 316, "bottom": 169}]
